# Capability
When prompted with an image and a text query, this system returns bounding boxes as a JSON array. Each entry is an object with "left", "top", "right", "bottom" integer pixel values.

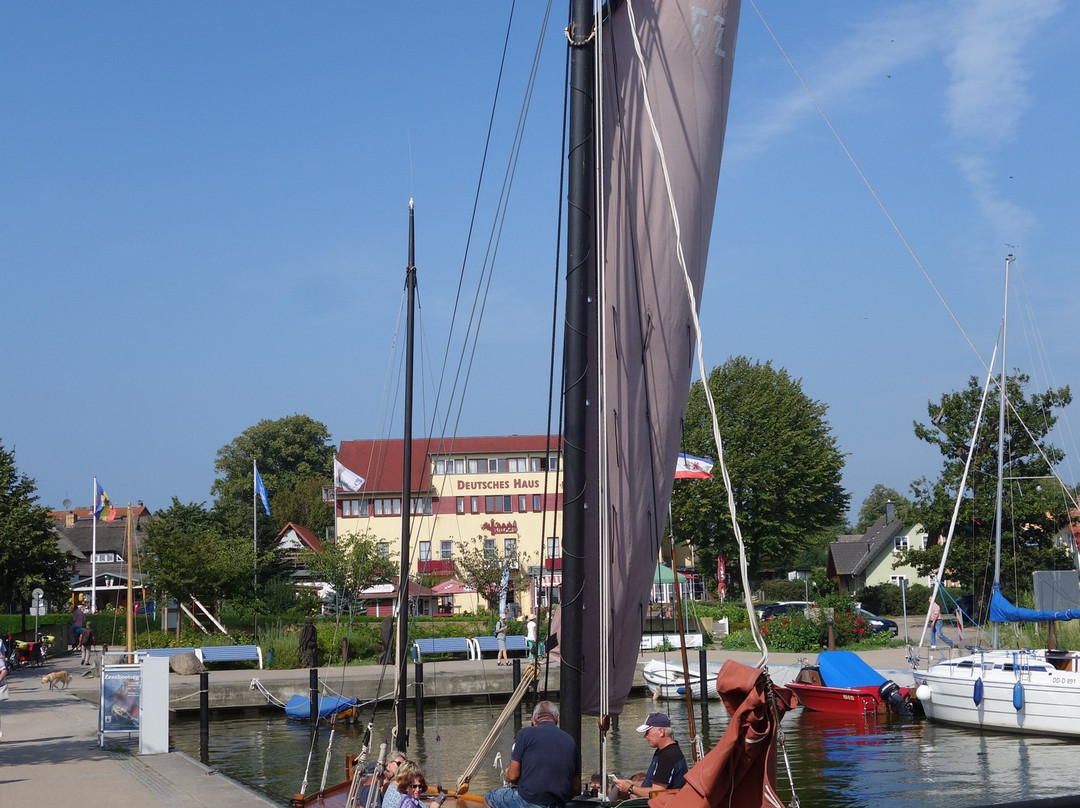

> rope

[{"left": 455, "top": 663, "right": 539, "bottom": 795}]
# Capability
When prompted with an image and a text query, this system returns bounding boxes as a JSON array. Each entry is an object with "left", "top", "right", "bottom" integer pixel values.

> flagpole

[
  {"left": 253, "top": 458, "right": 258, "bottom": 640},
  {"left": 91, "top": 476, "right": 98, "bottom": 613}
]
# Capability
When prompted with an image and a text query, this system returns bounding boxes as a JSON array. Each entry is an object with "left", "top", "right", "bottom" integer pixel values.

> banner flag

[
  {"left": 254, "top": 464, "right": 271, "bottom": 515},
  {"left": 675, "top": 453, "right": 714, "bottom": 479},
  {"left": 334, "top": 458, "right": 366, "bottom": 492},
  {"left": 94, "top": 481, "right": 114, "bottom": 522},
  {"left": 717, "top": 553, "right": 727, "bottom": 602}
]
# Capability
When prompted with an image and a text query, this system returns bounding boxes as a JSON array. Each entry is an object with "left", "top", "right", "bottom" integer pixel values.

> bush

[{"left": 856, "top": 582, "right": 931, "bottom": 616}]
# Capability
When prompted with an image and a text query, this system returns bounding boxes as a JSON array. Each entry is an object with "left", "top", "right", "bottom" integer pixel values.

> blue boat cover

[
  {"left": 284, "top": 694, "right": 358, "bottom": 721},
  {"left": 989, "top": 583, "right": 1080, "bottom": 623},
  {"left": 816, "top": 651, "right": 887, "bottom": 689}
]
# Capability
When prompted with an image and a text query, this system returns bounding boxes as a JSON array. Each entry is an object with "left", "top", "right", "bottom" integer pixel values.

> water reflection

[{"left": 169, "top": 697, "right": 1080, "bottom": 808}]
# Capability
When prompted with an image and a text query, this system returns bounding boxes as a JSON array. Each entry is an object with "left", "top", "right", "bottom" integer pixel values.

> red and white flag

[
  {"left": 675, "top": 453, "right": 714, "bottom": 479},
  {"left": 717, "top": 554, "right": 727, "bottom": 602}
]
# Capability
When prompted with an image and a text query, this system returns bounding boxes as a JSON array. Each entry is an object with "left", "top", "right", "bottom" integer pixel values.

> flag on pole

[
  {"left": 254, "top": 464, "right": 271, "bottom": 515},
  {"left": 94, "top": 481, "right": 115, "bottom": 521},
  {"left": 675, "top": 453, "right": 714, "bottom": 479},
  {"left": 334, "top": 458, "right": 366, "bottom": 492}
]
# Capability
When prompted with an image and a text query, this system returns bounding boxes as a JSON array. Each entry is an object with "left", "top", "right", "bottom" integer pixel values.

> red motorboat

[{"left": 787, "top": 650, "right": 914, "bottom": 716}]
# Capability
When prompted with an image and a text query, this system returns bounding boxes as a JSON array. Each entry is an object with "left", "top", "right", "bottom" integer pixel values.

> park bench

[
  {"left": 198, "top": 644, "right": 264, "bottom": 669},
  {"left": 469, "top": 635, "right": 529, "bottom": 659},
  {"left": 411, "top": 637, "right": 472, "bottom": 662}
]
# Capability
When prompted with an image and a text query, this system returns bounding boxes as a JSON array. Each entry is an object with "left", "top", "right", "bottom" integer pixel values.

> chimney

[
  {"left": 66, "top": 512, "right": 77, "bottom": 527},
  {"left": 885, "top": 499, "right": 896, "bottom": 524}
]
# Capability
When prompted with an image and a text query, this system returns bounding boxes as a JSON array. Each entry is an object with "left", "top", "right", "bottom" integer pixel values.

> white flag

[{"left": 334, "top": 459, "right": 366, "bottom": 492}]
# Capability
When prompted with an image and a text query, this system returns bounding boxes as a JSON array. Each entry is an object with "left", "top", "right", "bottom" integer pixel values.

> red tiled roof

[
  {"left": 337, "top": 435, "right": 562, "bottom": 495},
  {"left": 276, "top": 522, "right": 325, "bottom": 553}
]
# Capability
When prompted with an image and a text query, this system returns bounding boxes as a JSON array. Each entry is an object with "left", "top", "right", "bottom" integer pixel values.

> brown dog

[{"left": 42, "top": 670, "right": 71, "bottom": 690}]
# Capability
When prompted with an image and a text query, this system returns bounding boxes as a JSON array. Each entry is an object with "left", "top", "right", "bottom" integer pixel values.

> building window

[
  {"left": 546, "top": 536, "right": 561, "bottom": 560},
  {"left": 530, "top": 455, "right": 560, "bottom": 472},
  {"left": 894, "top": 535, "right": 909, "bottom": 552},
  {"left": 533, "top": 494, "right": 541, "bottom": 511},
  {"left": 484, "top": 539, "right": 496, "bottom": 559},
  {"left": 410, "top": 497, "right": 432, "bottom": 515},
  {"left": 504, "top": 538, "right": 516, "bottom": 558},
  {"left": 507, "top": 457, "right": 527, "bottom": 472},
  {"left": 488, "top": 458, "right": 498, "bottom": 473},
  {"left": 434, "top": 458, "right": 445, "bottom": 475},
  {"left": 502, "top": 495, "right": 512, "bottom": 512},
  {"left": 453, "top": 459, "right": 464, "bottom": 474},
  {"left": 378, "top": 543, "right": 390, "bottom": 561},
  {"left": 93, "top": 552, "right": 117, "bottom": 563},
  {"left": 518, "top": 495, "right": 526, "bottom": 512},
  {"left": 456, "top": 497, "right": 465, "bottom": 514},
  {"left": 419, "top": 541, "right": 431, "bottom": 562},
  {"left": 468, "top": 458, "right": 481, "bottom": 474},
  {"left": 342, "top": 499, "right": 360, "bottom": 517},
  {"left": 890, "top": 575, "right": 908, "bottom": 588},
  {"left": 470, "top": 496, "right": 479, "bottom": 514},
  {"left": 374, "top": 499, "right": 383, "bottom": 516},
  {"left": 361, "top": 500, "right": 369, "bottom": 517},
  {"left": 440, "top": 541, "right": 453, "bottom": 560}
]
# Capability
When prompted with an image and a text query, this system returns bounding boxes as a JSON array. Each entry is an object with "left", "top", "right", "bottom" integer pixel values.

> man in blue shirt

[{"left": 485, "top": 701, "right": 580, "bottom": 808}]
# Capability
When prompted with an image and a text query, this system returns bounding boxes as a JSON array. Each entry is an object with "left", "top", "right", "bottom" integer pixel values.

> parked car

[
  {"left": 759, "top": 601, "right": 814, "bottom": 621},
  {"left": 854, "top": 607, "right": 898, "bottom": 636}
]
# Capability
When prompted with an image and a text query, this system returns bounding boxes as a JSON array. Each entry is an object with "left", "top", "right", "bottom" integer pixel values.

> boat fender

[
  {"left": 915, "top": 684, "right": 931, "bottom": 703},
  {"left": 973, "top": 677, "right": 983, "bottom": 706},
  {"left": 879, "top": 680, "right": 913, "bottom": 716},
  {"left": 1013, "top": 681, "right": 1024, "bottom": 711}
]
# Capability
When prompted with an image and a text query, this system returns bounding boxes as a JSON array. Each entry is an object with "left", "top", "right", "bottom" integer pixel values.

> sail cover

[
  {"left": 989, "top": 583, "right": 1080, "bottom": 623},
  {"left": 582, "top": 0, "right": 741, "bottom": 716}
]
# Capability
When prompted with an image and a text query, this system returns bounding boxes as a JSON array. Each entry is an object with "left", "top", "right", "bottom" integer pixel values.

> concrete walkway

[{"left": 0, "top": 653, "right": 278, "bottom": 807}]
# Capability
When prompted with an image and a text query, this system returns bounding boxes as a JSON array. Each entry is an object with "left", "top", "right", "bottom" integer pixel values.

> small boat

[
  {"left": 786, "top": 651, "right": 913, "bottom": 716},
  {"left": 642, "top": 659, "right": 723, "bottom": 700},
  {"left": 284, "top": 694, "right": 360, "bottom": 725}
]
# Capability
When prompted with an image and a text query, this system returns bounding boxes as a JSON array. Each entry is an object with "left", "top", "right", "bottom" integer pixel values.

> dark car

[
  {"left": 854, "top": 607, "right": 899, "bottom": 636},
  {"left": 759, "top": 601, "right": 814, "bottom": 621}
]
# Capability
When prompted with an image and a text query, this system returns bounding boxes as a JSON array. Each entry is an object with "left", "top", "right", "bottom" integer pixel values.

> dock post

[
  {"left": 309, "top": 668, "right": 318, "bottom": 729},
  {"left": 698, "top": 646, "right": 709, "bottom": 730},
  {"left": 512, "top": 659, "right": 521, "bottom": 726},
  {"left": 414, "top": 659, "right": 424, "bottom": 726},
  {"left": 199, "top": 671, "right": 209, "bottom": 763}
]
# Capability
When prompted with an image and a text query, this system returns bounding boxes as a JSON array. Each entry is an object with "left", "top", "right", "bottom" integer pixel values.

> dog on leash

[{"left": 42, "top": 670, "right": 72, "bottom": 690}]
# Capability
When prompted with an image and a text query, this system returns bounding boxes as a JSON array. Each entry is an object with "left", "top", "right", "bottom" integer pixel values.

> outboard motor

[{"left": 879, "top": 680, "right": 913, "bottom": 716}]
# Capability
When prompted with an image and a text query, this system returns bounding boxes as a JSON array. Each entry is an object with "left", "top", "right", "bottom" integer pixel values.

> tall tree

[
  {"left": 855, "top": 484, "right": 910, "bottom": 533},
  {"left": 900, "top": 371, "right": 1073, "bottom": 609},
  {"left": 0, "top": 441, "right": 70, "bottom": 611},
  {"left": 141, "top": 498, "right": 253, "bottom": 607},
  {"left": 673, "top": 357, "right": 849, "bottom": 577}
]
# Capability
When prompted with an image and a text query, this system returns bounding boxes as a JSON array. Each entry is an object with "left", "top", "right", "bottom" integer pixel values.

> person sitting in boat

[
  {"left": 485, "top": 700, "right": 580, "bottom": 808},
  {"left": 612, "top": 713, "right": 687, "bottom": 799},
  {"left": 398, "top": 765, "right": 440, "bottom": 808},
  {"left": 359, "top": 754, "right": 407, "bottom": 808},
  {"left": 928, "top": 597, "right": 955, "bottom": 650}
]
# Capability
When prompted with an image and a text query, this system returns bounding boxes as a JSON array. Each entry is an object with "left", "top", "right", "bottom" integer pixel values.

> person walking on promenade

[
  {"left": 525, "top": 614, "right": 537, "bottom": 661},
  {"left": 79, "top": 620, "right": 96, "bottom": 666},
  {"left": 928, "top": 596, "right": 955, "bottom": 650},
  {"left": 484, "top": 701, "right": 580, "bottom": 808},
  {"left": 495, "top": 613, "right": 509, "bottom": 665}
]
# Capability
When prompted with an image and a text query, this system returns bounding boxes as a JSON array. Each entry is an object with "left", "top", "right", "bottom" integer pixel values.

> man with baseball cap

[{"left": 612, "top": 713, "right": 687, "bottom": 798}]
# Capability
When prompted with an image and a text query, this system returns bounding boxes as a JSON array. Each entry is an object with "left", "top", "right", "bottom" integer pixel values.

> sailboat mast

[
  {"left": 395, "top": 198, "right": 417, "bottom": 752},
  {"left": 561, "top": 0, "right": 597, "bottom": 754},
  {"left": 992, "top": 253, "right": 1014, "bottom": 649}
]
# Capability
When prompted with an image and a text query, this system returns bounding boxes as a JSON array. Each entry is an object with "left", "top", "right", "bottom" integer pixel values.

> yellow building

[{"left": 335, "top": 436, "right": 563, "bottom": 616}]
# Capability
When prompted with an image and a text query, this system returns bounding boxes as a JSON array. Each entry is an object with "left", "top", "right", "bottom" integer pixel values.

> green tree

[
  {"left": 0, "top": 441, "right": 70, "bottom": 612},
  {"left": 854, "top": 484, "right": 910, "bottom": 533},
  {"left": 141, "top": 499, "right": 253, "bottom": 607},
  {"left": 673, "top": 357, "right": 849, "bottom": 578},
  {"left": 899, "top": 371, "right": 1073, "bottom": 610},
  {"left": 300, "top": 531, "right": 391, "bottom": 615},
  {"left": 454, "top": 536, "right": 532, "bottom": 612}
]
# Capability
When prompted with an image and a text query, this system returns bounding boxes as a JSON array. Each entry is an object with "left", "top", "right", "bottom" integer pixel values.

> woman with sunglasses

[{"left": 394, "top": 762, "right": 440, "bottom": 808}]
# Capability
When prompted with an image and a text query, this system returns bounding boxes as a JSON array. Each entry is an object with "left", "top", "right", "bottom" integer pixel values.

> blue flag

[{"left": 254, "top": 464, "right": 271, "bottom": 515}]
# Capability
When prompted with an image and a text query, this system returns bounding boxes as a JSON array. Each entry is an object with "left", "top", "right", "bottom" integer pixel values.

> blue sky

[{"left": 3, "top": 1, "right": 1077, "bottom": 520}]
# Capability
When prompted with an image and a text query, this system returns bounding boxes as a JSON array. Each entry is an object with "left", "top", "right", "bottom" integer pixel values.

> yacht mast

[{"left": 992, "top": 253, "right": 1014, "bottom": 649}]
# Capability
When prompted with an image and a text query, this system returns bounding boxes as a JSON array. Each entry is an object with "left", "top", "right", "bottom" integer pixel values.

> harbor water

[{"left": 169, "top": 687, "right": 1080, "bottom": 807}]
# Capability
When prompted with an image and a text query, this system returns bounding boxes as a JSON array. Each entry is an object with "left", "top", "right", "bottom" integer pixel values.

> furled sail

[
  {"left": 989, "top": 583, "right": 1080, "bottom": 623},
  {"left": 581, "top": 0, "right": 741, "bottom": 716}
]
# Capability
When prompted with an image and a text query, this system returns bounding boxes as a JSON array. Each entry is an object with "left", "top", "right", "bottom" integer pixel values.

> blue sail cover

[
  {"left": 817, "top": 651, "right": 887, "bottom": 689},
  {"left": 989, "top": 584, "right": 1080, "bottom": 623},
  {"left": 284, "top": 694, "right": 358, "bottom": 721}
]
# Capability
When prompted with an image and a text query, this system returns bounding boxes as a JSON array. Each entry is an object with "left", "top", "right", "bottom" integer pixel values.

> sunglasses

[{"left": 407, "top": 783, "right": 426, "bottom": 790}]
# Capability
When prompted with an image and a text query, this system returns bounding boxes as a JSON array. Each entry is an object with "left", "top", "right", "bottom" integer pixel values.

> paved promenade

[{"left": 0, "top": 637, "right": 924, "bottom": 807}]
